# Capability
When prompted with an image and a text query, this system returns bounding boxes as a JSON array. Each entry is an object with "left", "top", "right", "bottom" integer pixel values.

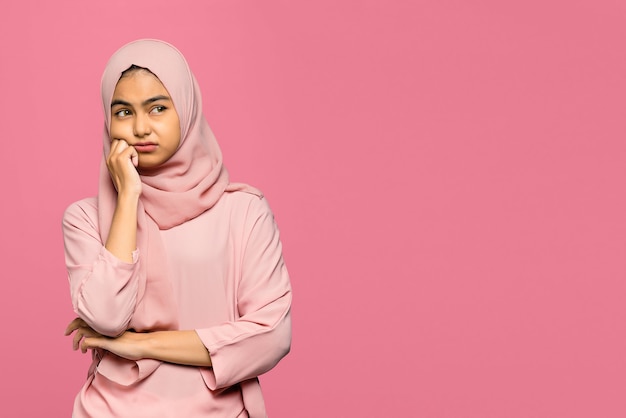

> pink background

[{"left": 1, "top": 1, "right": 625, "bottom": 416}]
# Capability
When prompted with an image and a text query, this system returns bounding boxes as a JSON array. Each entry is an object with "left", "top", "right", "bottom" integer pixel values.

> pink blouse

[{"left": 63, "top": 191, "right": 292, "bottom": 417}]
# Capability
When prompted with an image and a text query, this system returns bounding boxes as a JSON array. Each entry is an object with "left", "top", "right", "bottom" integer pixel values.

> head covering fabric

[
  {"left": 96, "top": 39, "right": 259, "bottom": 384},
  {"left": 100, "top": 38, "right": 233, "bottom": 231}
]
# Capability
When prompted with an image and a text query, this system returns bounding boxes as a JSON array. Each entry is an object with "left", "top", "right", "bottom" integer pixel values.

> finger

[
  {"left": 64, "top": 317, "right": 86, "bottom": 335},
  {"left": 72, "top": 328, "right": 83, "bottom": 350},
  {"left": 72, "top": 327, "right": 103, "bottom": 350},
  {"left": 108, "top": 139, "right": 131, "bottom": 162},
  {"left": 107, "top": 141, "right": 117, "bottom": 167},
  {"left": 110, "top": 138, "right": 128, "bottom": 146},
  {"left": 108, "top": 139, "right": 127, "bottom": 160},
  {"left": 107, "top": 142, "right": 136, "bottom": 180},
  {"left": 109, "top": 138, "right": 120, "bottom": 154},
  {"left": 64, "top": 319, "right": 78, "bottom": 335},
  {"left": 81, "top": 336, "right": 103, "bottom": 354},
  {"left": 130, "top": 146, "right": 139, "bottom": 168},
  {"left": 72, "top": 327, "right": 95, "bottom": 350},
  {"left": 115, "top": 139, "right": 129, "bottom": 151},
  {"left": 111, "top": 145, "right": 140, "bottom": 172},
  {"left": 109, "top": 143, "right": 137, "bottom": 168},
  {"left": 81, "top": 337, "right": 90, "bottom": 353}
]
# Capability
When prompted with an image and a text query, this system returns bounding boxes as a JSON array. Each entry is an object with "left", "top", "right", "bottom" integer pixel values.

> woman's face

[{"left": 110, "top": 69, "right": 181, "bottom": 169}]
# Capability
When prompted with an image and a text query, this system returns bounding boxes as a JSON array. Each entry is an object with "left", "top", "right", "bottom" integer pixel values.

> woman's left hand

[{"left": 64, "top": 318, "right": 145, "bottom": 361}]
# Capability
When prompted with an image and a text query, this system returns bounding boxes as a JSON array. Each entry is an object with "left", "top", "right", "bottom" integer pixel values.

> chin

[{"left": 137, "top": 159, "right": 158, "bottom": 170}]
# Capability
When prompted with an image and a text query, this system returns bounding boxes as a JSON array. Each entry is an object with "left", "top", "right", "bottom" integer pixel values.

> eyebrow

[{"left": 111, "top": 95, "right": 172, "bottom": 108}]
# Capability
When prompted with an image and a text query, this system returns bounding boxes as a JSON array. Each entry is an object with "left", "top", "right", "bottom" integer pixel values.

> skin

[{"left": 64, "top": 69, "right": 212, "bottom": 367}]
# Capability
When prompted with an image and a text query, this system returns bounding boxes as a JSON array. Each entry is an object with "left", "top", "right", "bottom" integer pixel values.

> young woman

[{"left": 63, "top": 39, "right": 292, "bottom": 417}]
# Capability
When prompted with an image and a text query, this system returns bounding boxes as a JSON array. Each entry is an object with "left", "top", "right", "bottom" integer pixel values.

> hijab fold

[{"left": 96, "top": 39, "right": 260, "bottom": 385}]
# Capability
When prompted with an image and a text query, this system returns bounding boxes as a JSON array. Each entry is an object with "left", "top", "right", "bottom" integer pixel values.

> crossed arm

[
  {"left": 64, "top": 139, "right": 212, "bottom": 367},
  {"left": 64, "top": 318, "right": 212, "bottom": 367},
  {"left": 64, "top": 140, "right": 291, "bottom": 377}
]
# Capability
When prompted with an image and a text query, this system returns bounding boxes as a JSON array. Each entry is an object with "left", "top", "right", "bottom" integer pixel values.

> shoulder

[
  {"left": 217, "top": 190, "right": 277, "bottom": 233},
  {"left": 63, "top": 197, "right": 99, "bottom": 229},
  {"left": 221, "top": 190, "right": 272, "bottom": 215}
]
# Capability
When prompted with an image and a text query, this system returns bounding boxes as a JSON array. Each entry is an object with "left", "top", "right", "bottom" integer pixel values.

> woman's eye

[
  {"left": 114, "top": 109, "right": 131, "bottom": 118},
  {"left": 151, "top": 106, "right": 166, "bottom": 114}
]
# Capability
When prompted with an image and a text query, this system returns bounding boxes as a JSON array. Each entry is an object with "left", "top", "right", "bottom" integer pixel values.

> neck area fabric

[{"left": 95, "top": 39, "right": 260, "bottom": 385}]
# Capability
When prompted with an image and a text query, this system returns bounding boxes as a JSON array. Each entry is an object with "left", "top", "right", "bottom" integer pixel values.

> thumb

[{"left": 130, "top": 147, "right": 139, "bottom": 168}]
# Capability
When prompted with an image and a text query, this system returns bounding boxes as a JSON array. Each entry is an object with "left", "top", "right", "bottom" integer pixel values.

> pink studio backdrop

[{"left": 1, "top": 1, "right": 625, "bottom": 417}]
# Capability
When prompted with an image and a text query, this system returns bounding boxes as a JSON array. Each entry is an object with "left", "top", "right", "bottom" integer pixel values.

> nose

[{"left": 133, "top": 113, "right": 152, "bottom": 137}]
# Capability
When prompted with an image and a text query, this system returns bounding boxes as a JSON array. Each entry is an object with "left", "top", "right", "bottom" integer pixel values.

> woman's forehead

[{"left": 112, "top": 70, "right": 171, "bottom": 101}]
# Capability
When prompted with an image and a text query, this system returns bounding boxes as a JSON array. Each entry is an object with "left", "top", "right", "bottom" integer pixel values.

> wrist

[
  {"left": 125, "top": 330, "right": 150, "bottom": 359},
  {"left": 137, "top": 332, "right": 150, "bottom": 359},
  {"left": 117, "top": 189, "right": 141, "bottom": 203},
  {"left": 137, "top": 331, "right": 158, "bottom": 359}
]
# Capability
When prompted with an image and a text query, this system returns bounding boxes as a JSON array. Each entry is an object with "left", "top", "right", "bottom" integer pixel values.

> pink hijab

[{"left": 96, "top": 39, "right": 259, "bottom": 384}]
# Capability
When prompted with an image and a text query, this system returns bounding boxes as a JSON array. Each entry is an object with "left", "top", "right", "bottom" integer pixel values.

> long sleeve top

[{"left": 63, "top": 191, "right": 292, "bottom": 418}]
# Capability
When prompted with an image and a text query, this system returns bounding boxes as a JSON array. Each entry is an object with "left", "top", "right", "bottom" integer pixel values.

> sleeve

[
  {"left": 195, "top": 197, "right": 292, "bottom": 390},
  {"left": 63, "top": 199, "right": 140, "bottom": 337}
]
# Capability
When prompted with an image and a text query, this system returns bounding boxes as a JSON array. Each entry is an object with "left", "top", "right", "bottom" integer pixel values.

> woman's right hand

[
  {"left": 107, "top": 139, "right": 142, "bottom": 197},
  {"left": 105, "top": 139, "right": 140, "bottom": 262}
]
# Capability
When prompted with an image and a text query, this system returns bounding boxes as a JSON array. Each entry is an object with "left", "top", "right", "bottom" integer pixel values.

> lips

[{"left": 133, "top": 142, "right": 158, "bottom": 152}]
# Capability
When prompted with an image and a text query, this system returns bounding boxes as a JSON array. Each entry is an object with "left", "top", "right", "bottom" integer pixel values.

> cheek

[
  {"left": 160, "top": 119, "right": 181, "bottom": 148},
  {"left": 171, "top": 130, "right": 182, "bottom": 149},
  {"left": 173, "top": 120, "right": 182, "bottom": 148},
  {"left": 109, "top": 121, "right": 132, "bottom": 140}
]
